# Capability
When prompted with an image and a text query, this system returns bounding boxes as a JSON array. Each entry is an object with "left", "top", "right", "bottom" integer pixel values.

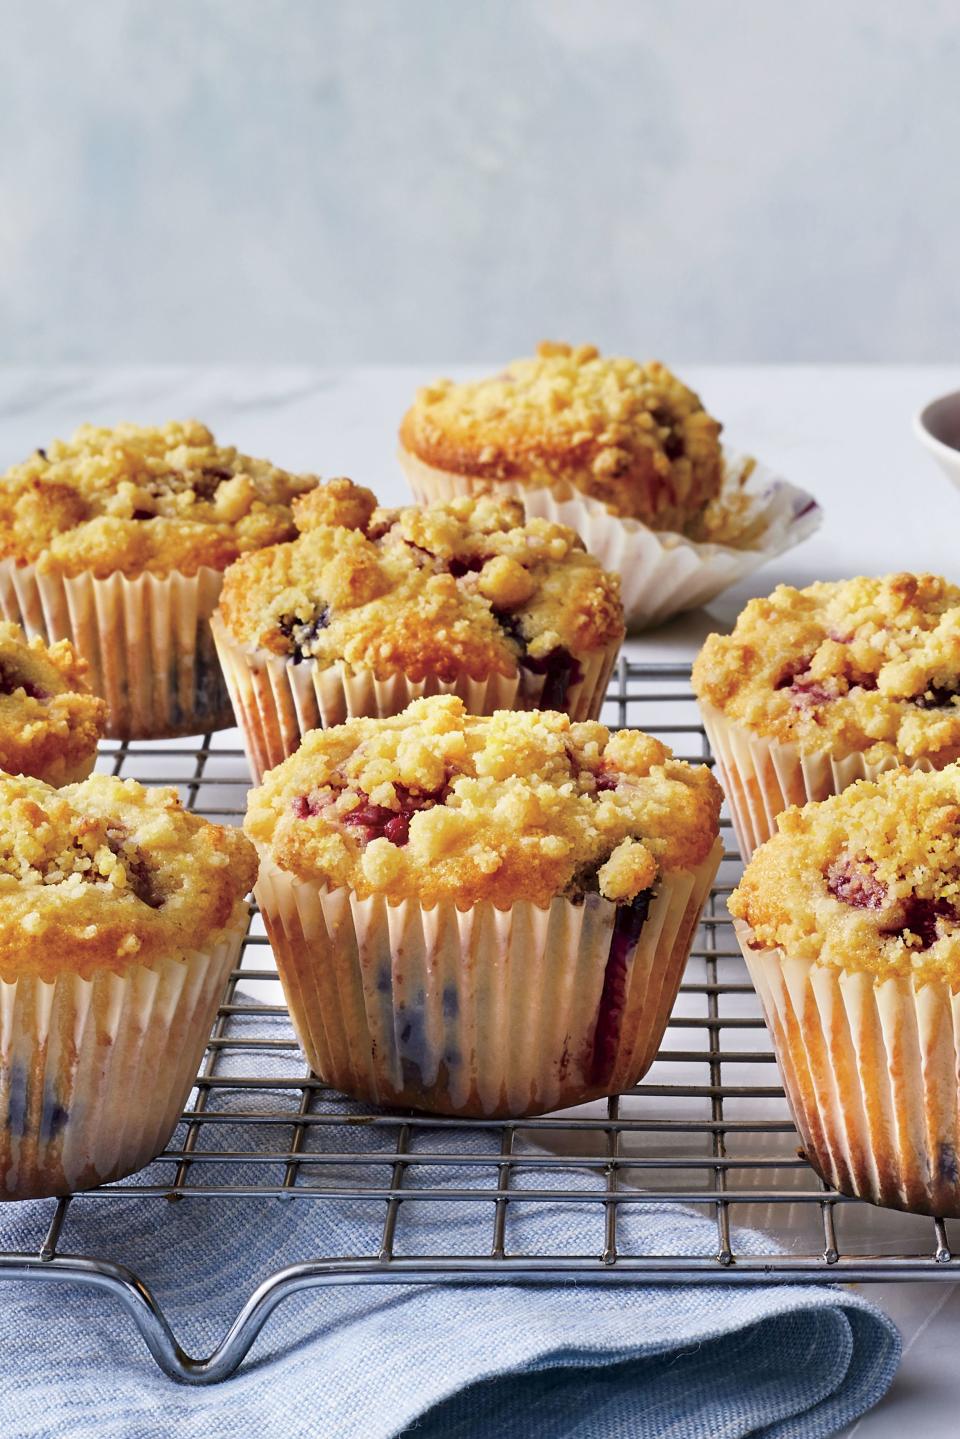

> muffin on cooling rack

[
  {"left": 212, "top": 477, "right": 624, "bottom": 782},
  {"left": 0, "top": 620, "right": 106, "bottom": 785},
  {"left": 731, "top": 764, "right": 960, "bottom": 1217},
  {"left": 0, "top": 421, "right": 318, "bottom": 740},
  {"left": 0, "top": 772, "right": 257, "bottom": 1201},
  {"left": 693, "top": 573, "right": 960, "bottom": 859},
  {"left": 398, "top": 341, "right": 820, "bottom": 629},
  {"left": 246, "top": 694, "right": 722, "bottom": 1118}
]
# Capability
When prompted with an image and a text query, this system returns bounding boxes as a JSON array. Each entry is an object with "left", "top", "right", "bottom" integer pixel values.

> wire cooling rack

[{"left": 2, "top": 658, "right": 959, "bottom": 1384}]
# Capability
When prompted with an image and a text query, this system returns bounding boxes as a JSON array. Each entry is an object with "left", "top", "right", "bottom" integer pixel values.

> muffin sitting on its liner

[
  {"left": 213, "top": 478, "right": 624, "bottom": 781},
  {"left": 0, "top": 421, "right": 318, "bottom": 739},
  {"left": 0, "top": 620, "right": 106, "bottom": 785},
  {"left": 731, "top": 764, "right": 960, "bottom": 1217},
  {"left": 694, "top": 573, "right": 960, "bottom": 858},
  {"left": 398, "top": 341, "right": 820, "bottom": 628},
  {"left": 0, "top": 772, "right": 257, "bottom": 1200},
  {"left": 246, "top": 694, "right": 722, "bottom": 1118}
]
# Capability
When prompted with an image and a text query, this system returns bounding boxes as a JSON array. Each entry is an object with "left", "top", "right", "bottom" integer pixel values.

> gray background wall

[{"left": 2, "top": 0, "right": 957, "bottom": 364}]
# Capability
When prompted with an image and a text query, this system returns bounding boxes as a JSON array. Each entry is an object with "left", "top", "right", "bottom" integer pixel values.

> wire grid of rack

[{"left": 2, "top": 657, "right": 960, "bottom": 1384}]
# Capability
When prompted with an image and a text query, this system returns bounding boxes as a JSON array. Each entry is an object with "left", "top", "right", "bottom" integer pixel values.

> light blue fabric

[{"left": 0, "top": 1002, "right": 900, "bottom": 1439}]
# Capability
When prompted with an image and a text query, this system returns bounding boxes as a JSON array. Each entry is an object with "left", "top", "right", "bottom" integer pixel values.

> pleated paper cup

[
  {"left": 212, "top": 615, "right": 619, "bottom": 784},
  {"left": 735, "top": 918, "right": 960, "bottom": 1217},
  {"left": 0, "top": 917, "right": 246, "bottom": 1201},
  {"left": 0, "top": 558, "right": 235, "bottom": 740},
  {"left": 254, "top": 839, "right": 722, "bottom": 1118},
  {"left": 699, "top": 700, "right": 945, "bottom": 861},
  {"left": 399, "top": 445, "right": 821, "bottom": 631}
]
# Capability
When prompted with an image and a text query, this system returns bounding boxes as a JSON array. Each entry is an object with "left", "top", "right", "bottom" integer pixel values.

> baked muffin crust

[
  {"left": 730, "top": 765, "right": 960, "bottom": 982},
  {"left": 217, "top": 479, "right": 624, "bottom": 689},
  {"left": 0, "top": 420, "right": 318, "bottom": 578},
  {"left": 399, "top": 341, "right": 724, "bottom": 530},
  {"left": 245, "top": 695, "right": 722, "bottom": 909},
  {"left": 0, "top": 621, "right": 106, "bottom": 784},
  {"left": 693, "top": 574, "right": 960, "bottom": 764},
  {"left": 0, "top": 773, "right": 257, "bottom": 981}
]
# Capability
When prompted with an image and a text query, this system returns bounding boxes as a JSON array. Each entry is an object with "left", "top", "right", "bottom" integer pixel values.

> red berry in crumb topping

[
  {"left": 337, "top": 783, "right": 450, "bottom": 847},
  {"left": 383, "top": 814, "right": 410, "bottom": 846},
  {"left": 774, "top": 657, "right": 814, "bottom": 690},
  {"left": 825, "top": 857, "right": 887, "bottom": 909},
  {"left": 291, "top": 794, "right": 322, "bottom": 819},
  {"left": 594, "top": 772, "right": 619, "bottom": 792},
  {"left": 447, "top": 555, "right": 485, "bottom": 578}
]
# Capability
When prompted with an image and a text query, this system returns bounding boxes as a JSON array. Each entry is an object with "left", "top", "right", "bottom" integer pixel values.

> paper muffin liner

[
  {"left": 0, "top": 559, "right": 234, "bottom": 740},
  {"left": 735, "top": 919, "right": 960, "bottom": 1217},
  {"left": 698, "top": 701, "right": 941, "bottom": 861},
  {"left": 212, "top": 615, "right": 619, "bottom": 784},
  {"left": 254, "top": 839, "right": 722, "bottom": 1118},
  {"left": 0, "top": 921, "right": 245, "bottom": 1201},
  {"left": 399, "top": 445, "right": 821, "bottom": 631}
]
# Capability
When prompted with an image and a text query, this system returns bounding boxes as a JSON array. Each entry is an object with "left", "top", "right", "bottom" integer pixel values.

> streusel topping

[
  {"left": 730, "top": 765, "right": 960, "bottom": 982},
  {"left": 399, "top": 341, "right": 724, "bottom": 530},
  {"left": 0, "top": 420, "right": 318, "bottom": 578},
  {"left": 693, "top": 574, "right": 960, "bottom": 763},
  {"left": 0, "top": 773, "right": 257, "bottom": 980},
  {"left": 0, "top": 621, "right": 106, "bottom": 785},
  {"left": 217, "top": 479, "right": 624, "bottom": 689},
  {"left": 245, "top": 695, "right": 721, "bottom": 909}
]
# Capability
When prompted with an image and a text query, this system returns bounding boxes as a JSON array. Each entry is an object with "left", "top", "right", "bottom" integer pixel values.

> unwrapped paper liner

[{"left": 254, "top": 840, "right": 722, "bottom": 1119}]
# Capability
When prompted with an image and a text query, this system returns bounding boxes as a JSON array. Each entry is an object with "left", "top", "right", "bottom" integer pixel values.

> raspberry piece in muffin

[
  {"left": 399, "top": 341, "right": 724, "bottom": 531},
  {"left": 693, "top": 574, "right": 960, "bottom": 768},
  {"left": 0, "top": 420, "right": 318, "bottom": 579},
  {"left": 245, "top": 695, "right": 720, "bottom": 910},
  {"left": 0, "top": 621, "right": 106, "bottom": 785}
]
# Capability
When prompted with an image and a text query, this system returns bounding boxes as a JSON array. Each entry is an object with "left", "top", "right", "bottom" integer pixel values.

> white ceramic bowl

[{"left": 915, "top": 389, "right": 960, "bottom": 488}]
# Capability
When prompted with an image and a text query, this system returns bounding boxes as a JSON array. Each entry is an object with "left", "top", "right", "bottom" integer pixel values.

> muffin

[
  {"left": 399, "top": 341, "right": 820, "bottom": 628},
  {"left": 731, "top": 765, "right": 960, "bottom": 1217},
  {"left": 0, "top": 621, "right": 106, "bottom": 784},
  {"left": 246, "top": 695, "right": 723, "bottom": 1118},
  {"left": 0, "top": 772, "right": 257, "bottom": 1200},
  {"left": 0, "top": 421, "right": 318, "bottom": 739},
  {"left": 212, "top": 478, "right": 625, "bottom": 782},
  {"left": 693, "top": 573, "right": 960, "bottom": 859}
]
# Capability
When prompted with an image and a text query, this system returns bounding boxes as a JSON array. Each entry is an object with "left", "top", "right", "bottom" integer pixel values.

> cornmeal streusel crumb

[
  {"left": 693, "top": 574, "right": 960, "bottom": 764},
  {"left": 399, "top": 341, "right": 724, "bottom": 530},
  {"left": 0, "top": 621, "right": 106, "bottom": 785},
  {"left": 244, "top": 695, "right": 721, "bottom": 909},
  {"left": 0, "top": 421, "right": 319, "bottom": 578},
  {"left": 0, "top": 772, "right": 257, "bottom": 981},
  {"left": 730, "top": 765, "right": 960, "bottom": 982},
  {"left": 217, "top": 479, "right": 624, "bottom": 686}
]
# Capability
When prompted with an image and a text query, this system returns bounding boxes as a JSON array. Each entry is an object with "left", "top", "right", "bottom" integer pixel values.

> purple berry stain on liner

[{"left": 590, "top": 888, "right": 653, "bottom": 1087}]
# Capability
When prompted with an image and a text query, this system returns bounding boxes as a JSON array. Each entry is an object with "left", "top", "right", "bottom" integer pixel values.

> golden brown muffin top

[
  {"left": 693, "top": 574, "right": 960, "bottom": 764},
  {"left": 0, "top": 621, "right": 106, "bottom": 785},
  {"left": 398, "top": 341, "right": 724, "bottom": 530},
  {"left": 245, "top": 695, "right": 722, "bottom": 909},
  {"left": 730, "top": 765, "right": 960, "bottom": 982},
  {"left": 217, "top": 479, "right": 624, "bottom": 683},
  {"left": 0, "top": 420, "right": 318, "bottom": 578},
  {"left": 0, "top": 772, "right": 257, "bottom": 981}
]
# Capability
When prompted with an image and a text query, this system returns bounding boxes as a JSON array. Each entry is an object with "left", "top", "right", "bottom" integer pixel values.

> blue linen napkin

[{"left": 0, "top": 1002, "right": 900, "bottom": 1439}]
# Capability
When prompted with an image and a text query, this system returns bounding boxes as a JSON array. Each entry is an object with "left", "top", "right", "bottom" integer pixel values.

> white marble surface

[{"left": 4, "top": 364, "right": 960, "bottom": 1434}]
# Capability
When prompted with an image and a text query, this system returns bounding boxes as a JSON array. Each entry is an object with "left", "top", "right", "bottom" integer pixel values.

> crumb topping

[
  {"left": 217, "top": 478, "right": 624, "bottom": 684},
  {"left": 0, "top": 772, "right": 257, "bottom": 980},
  {"left": 245, "top": 695, "right": 721, "bottom": 909},
  {"left": 730, "top": 765, "right": 960, "bottom": 981},
  {"left": 693, "top": 574, "right": 960, "bottom": 763},
  {"left": 0, "top": 420, "right": 318, "bottom": 578},
  {"left": 0, "top": 621, "right": 106, "bottom": 784},
  {"left": 399, "top": 341, "right": 724, "bottom": 530}
]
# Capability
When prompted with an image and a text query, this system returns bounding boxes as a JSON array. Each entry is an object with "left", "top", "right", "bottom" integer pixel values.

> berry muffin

[
  {"left": 0, "top": 421, "right": 318, "bottom": 739},
  {"left": 246, "top": 695, "right": 722, "bottom": 1117},
  {"left": 0, "top": 621, "right": 106, "bottom": 785},
  {"left": 212, "top": 478, "right": 624, "bottom": 782},
  {"left": 693, "top": 573, "right": 960, "bottom": 859},
  {"left": 399, "top": 342, "right": 820, "bottom": 628},
  {"left": 0, "top": 772, "right": 257, "bottom": 1200},
  {"left": 731, "top": 765, "right": 960, "bottom": 1217}
]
